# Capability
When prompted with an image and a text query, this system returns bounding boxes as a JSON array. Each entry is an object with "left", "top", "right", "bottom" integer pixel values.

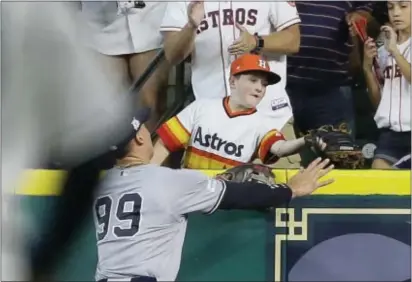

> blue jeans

[{"left": 286, "top": 85, "right": 355, "bottom": 166}]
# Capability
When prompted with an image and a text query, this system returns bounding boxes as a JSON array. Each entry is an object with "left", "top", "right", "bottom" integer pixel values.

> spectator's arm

[
  {"left": 163, "top": 26, "right": 197, "bottom": 66},
  {"left": 267, "top": 2, "right": 301, "bottom": 54},
  {"left": 362, "top": 66, "right": 381, "bottom": 109},
  {"left": 262, "top": 24, "right": 300, "bottom": 54},
  {"left": 161, "top": 2, "right": 196, "bottom": 65}
]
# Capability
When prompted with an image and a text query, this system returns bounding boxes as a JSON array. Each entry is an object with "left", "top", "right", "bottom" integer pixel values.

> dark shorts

[{"left": 374, "top": 129, "right": 411, "bottom": 165}]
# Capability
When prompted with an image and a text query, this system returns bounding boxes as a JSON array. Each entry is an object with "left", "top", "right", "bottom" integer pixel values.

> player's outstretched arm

[
  {"left": 218, "top": 158, "right": 334, "bottom": 210},
  {"left": 172, "top": 158, "right": 334, "bottom": 216}
]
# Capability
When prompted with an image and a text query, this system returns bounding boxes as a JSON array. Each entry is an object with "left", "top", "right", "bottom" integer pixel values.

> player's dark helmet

[{"left": 109, "top": 108, "right": 151, "bottom": 161}]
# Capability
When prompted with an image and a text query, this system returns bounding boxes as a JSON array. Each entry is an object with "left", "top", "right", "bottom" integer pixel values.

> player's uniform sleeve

[
  {"left": 169, "top": 169, "right": 227, "bottom": 215},
  {"left": 160, "top": 1, "right": 188, "bottom": 32},
  {"left": 269, "top": 2, "right": 301, "bottom": 31},
  {"left": 257, "top": 129, "right": 286, "bottom": 164},
  {"left": 156, "top": 101, "right": 198, "bottom": 152}
]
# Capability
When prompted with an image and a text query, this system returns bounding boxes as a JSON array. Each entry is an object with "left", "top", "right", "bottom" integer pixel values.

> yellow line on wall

[{"left": 15, "top": 169, "right": 411, "bottom": 196}]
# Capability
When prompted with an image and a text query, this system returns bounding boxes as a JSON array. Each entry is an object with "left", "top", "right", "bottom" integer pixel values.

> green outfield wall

[{"left": 18, "top": 169, "right": 411, "bottom": 281}]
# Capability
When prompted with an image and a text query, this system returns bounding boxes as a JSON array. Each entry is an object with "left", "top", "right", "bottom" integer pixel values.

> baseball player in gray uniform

[{"left": 93, "top": 109, "right": 335, "bottom": 282}]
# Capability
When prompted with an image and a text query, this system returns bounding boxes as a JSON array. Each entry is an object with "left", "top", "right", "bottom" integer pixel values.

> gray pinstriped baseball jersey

[{"left": 93, "top": 164, "right": 226, "bottom": 281}]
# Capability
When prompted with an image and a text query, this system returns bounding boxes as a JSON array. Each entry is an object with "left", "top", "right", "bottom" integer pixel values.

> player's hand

[
  {"left": 287, "top": 158, "right": 334, "bottom": 198},
  {"left": 228, "top": 23, "right": 257, "bottom": 55},
  {"left": 363, "top": 37, "right": 378, "bottom": 69},
  {"left": 187, "top": 1, "right": 205, "bottom": 28},
  {"left": 381, "top": 25, "right": 398, "bottom": 55}
]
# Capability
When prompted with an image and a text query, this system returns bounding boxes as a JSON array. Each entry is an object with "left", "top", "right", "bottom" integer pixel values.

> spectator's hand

[
  {"left": 381, "top": 25, "right": 398, "bottom": 55},
  {"left": 187, "top": 1, "right": 205, "bottom": 28},
  {"left": 287, "top": 158, "right": 334, "bottom": 198},
  {"left": 363, "top": 37, "right": 378, "bottom": 69},
  {"left": 228, "top": 23, "right": 257, "bottom": 55}
]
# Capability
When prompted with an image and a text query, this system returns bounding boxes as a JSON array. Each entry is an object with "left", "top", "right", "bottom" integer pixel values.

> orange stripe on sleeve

[
  {"left": 156, "top": 117, "right": 191, "bottom": 152},
  {"left": 258, "top": 130, "right": 285, "bottom": 164}
]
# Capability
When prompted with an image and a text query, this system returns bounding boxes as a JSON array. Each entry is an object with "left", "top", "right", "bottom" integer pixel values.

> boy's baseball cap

[{"left": 230, "top": 54, "right": 281, "bottom": 85}]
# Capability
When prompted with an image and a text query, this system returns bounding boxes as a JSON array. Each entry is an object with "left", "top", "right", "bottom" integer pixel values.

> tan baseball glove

[{"left": 216, "top": 163, "right": 276, "bottom": 185}]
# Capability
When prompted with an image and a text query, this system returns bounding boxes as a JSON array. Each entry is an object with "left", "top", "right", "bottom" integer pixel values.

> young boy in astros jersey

[
  {"left": 151, "top": 54, "right": 325, "bottom": 169},
  {"left": 363, "top": 1, "right": 411, "bottom": 169},
  {"left": 160, "top": 0, "right": 302, "bottom": 169}
]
